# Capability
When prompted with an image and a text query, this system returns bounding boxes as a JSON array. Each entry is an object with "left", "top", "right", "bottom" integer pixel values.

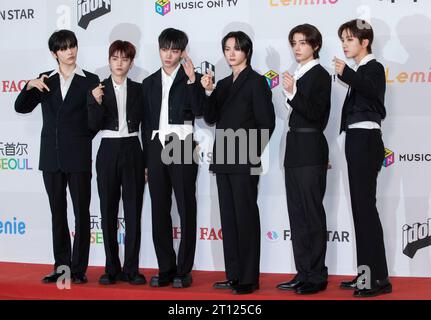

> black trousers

[
  {"left": 42, "top": 171, "right": 91, "bottom": 274},
  {"left": 345, "top": 129, "right": 388, "bottom": 282},
  {"left": 285, "top": 165, "right": 328, "bottom": 284},
  {"left": 96, "top": 137, "right": 144, "bottom": 276},
  {"left": 147, "top": 137, "right": 198, "bottom": 277},
  {"left": 216, "top": 173, "right": 260, "bottom": 285}
]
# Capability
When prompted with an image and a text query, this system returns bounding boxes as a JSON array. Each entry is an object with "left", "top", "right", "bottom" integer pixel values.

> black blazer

[
  {"left": 15, "top": 70, "right": 100, "bottom": 172},
  {"left": 141, "top": 65, "right": 205, "bottom": 163},
  {"left": 87, "top": 76, "right": 144, "bottom": 134},
  {"left": 284, "top": 64, "right": 331, "bottom": 168},
  {"left": 338, "top": 59, "right": 386, "bottom": 133},
  {"left": 204, "top": 66, "right": 276, "bottom": 174},
  {"left": 142, "top": 65, "right": 204, "bottom": 129}
]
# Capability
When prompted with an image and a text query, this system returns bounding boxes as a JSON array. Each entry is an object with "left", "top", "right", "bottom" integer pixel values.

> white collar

[
  {"left": 112, "top": 77, "right": 127, "bottom": 90},
  {"left": 162, "top": 63, "right": 181, "bottom": 82},
  {"left": 294, "top": 59, "right": 319, "bottom": 80},
  {"left": 49, "top": 65, "right": 86, "bottom": 78},
  {"left": 355, "top": 54, "right": 375, "bottom": 70}
]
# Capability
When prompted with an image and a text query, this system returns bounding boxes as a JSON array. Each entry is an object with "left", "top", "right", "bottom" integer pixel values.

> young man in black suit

[
  {"left": 142, "top": 28, "right": 205, "bottom": 288},
  {"left": 201, "top": 31, "right": 276, "bottom": 294},
  {"left": 334, "top": 19, "right": 391, "bottom": 297},
  {"left": 88, "top": 40, "right": 146, "bottom": 286},
  {"left": 276, "top": 24, "right": 331, "bottom": 295},
  {"left": 14, "top": 30, "right": 100, "bottom": 284}
]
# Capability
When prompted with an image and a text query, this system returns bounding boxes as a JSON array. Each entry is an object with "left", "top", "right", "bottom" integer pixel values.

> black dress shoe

[
  {"left": 340, "top": 275, "right": 362, "bottom": 290},
  {"left": 213, "top": 279, "right": 239, "bottom": 289},
  {"left": 99, "top": 273, "right": 119, "bottom": 285},
  {"left": 72, "top": 273, "right": 88, "bottom": 284},
  {"left": 150, "top": 274, "right": 174, "bottom": 287},
  {"left": 277, "top": 279, "right": 304, "bottom": 291},
  {"left": 172, "top": 273, "right": 193, "bottom": 288},
  {"left": 232, "top": 283, "right": 259, "bottom": 295},
  {"left": 42, "top": 271, "right": 63, "bottom": 284},
  {"left": 353, "top": 279, "right": 392, "bottom": 298},
  {"left": 120, "top": 272, "right": 147, "bottom": 285},
  {"left": 295, "top": 281, "right": 328, "bottom": 295}
]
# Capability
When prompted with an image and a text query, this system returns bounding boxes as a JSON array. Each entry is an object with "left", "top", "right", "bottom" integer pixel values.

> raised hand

[
  {"left": 333, "top": 56, "right": 346, "bottom": 76},
  {"left": 200, "top": 71, "right": 214, "bottom": 92},
  {"left": 91, "top": 83, "right": 105, "bottom": 105},
  {"left": 182, "top": 52, "right": 196, "bottom": 83},
  {"left": 27, "top": 74, "right": 50, "bottom": 92},
  {"left": 283, "top": 71, "right": 295, "bottom": 95}
]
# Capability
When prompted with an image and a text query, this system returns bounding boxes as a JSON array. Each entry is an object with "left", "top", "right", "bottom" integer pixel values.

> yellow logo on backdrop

[
  {"left": 269, "top": 0, "right": 338, "bottom": 7},
  {"left": 386, "top": 67, "right": 431, "bottom": 85}
]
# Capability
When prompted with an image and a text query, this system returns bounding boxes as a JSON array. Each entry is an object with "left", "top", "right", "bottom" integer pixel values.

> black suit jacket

[
  {"left": 204, "top": 66, "right": 276, "bottom": 174},
  {"left": 338, "top": 59, "right": 386, "bottom": 133},
  {"left": 88, "top": 76, "right": 146, "bottom": 166},
  {"left": 87, "top": 76, "right": 144, "bottom": 134},
  {"left": 284, "top": 64, "right": 331, "bottom": 168},
  {"left": 15, "top": 70, "right": 100, "bottom": 172},
  {"left": 141, "top": 65, "right": 205, "bottom": 163}
]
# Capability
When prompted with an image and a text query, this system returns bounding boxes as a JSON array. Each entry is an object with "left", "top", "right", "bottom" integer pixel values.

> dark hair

[
  {"left": 288, "top": 24, "right": 322, "bottom": 59},
  {"left": 109, "top": 40, "right": 136, "bottom": 60},
  {"left": 48, "top": 29, "right": 78, "bottom": 53},
  {"left": 338, "top": 19, "right": 374, "bottom": 53},
  {"left": 158, "top": 28, "right": 188, "bottom": 51},
  {"left": 221, "top": 31, "right": 253, "bottom": 65}
]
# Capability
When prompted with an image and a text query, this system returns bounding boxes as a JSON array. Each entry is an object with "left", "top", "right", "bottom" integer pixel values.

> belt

[{"left": 289, "top": 128, "right": 321, "bottom": 133}]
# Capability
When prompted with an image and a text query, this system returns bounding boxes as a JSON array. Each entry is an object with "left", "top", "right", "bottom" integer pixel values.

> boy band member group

[{"left": 14, "top": 18, "right": 391, "bottom": 297}]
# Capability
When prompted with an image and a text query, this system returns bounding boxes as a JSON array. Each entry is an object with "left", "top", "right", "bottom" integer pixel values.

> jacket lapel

[
  {"left": 126, "top": 78, "right": 136, "bottom": 116},
  {"left": 62, "top": 73, "right": 84, "bottom": 106},
  {"left": 172, "top": 65, "right": 186, "bottom": 88},
  {"left": 103, "top": 76, "right": 117, "bottom": 114},
  {"left": 45, "top": 73, "right": 63, "bottom": 111},
  {"left": 222, "top": 65, "right": 252, "bottom": 108},
  {"left": 150, "top": 69, "right": 163, "bottom": 126}
]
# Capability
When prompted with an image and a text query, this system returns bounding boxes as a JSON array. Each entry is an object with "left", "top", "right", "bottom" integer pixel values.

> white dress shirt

[
  {"left": 347, "top": 54, "right": 381, "bottom": 130},
  {"left": 283, "top": 59, "right": 320, "bottom": 128},
  {"left": 49, "top": 65, "right": 85, "bottom": 100},
  {"left": 101, "top": 78, "right": 138, "bottom": 138},
  {"left": 151, "top": 64, "right": 194, "bottom": 146}
]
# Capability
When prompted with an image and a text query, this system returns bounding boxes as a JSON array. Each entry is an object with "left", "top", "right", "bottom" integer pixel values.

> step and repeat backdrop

[{"left": 1, "top": 0, "right": 430, "bottom": 277}]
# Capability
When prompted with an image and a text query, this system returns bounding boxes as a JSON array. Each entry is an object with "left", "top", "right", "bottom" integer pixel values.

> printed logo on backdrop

[
  {"left": 0, "top": 217, "right": 26, "bottom": 236},
  {"left": 72, "top": 215, "right": 125, "bottom": 245},
  {"left": 77, "top": 0, "right": 111, "bottom": 30},
  {"left": 0, "top": 142, "right": 32, "bottom": 171},
  {"left": 382, "top": 148, "right": 431, "bottom": 167},
  {"left": 155, "top": 0, "right": 240, "bottom": 16},
  {"left": 268, "top": 0, "right": 339, "bottom": 8},
  {"left": 264, "top": 70, "right": 279, "bottom": 90},
  {"left": 2, "top": 80, "right": 27, "bottom": 93},
  {"left": 386, "top": 66, "right": 431, "bottom": 85},
  {"left": 266, "top": 231, "right": 280, "bottom": 242},
  {"left": 399, "top": 153, "right": 431, "bottom": 162},
  {"left": 171, "top": 227, "right": 223, "bottom": 240},
  {"left": 265, "top": 229, "right": 350, "bottom": 243},
  {"left": 0, "top": 9, "right": 35, "bottom": 21},
  {"left": 383, "top": 148, "right": 395, "bottom": 168},
  {"left": 402, "top": 219, "right": 431, "bottom": 258}
]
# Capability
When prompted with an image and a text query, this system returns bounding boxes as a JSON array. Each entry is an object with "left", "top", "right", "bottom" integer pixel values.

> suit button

[
  {"left": 115, "top": 127, "right": 118, "bottom": 130},
  {"left": 127, "top": 120, "right": 130, "bottom": 123}
]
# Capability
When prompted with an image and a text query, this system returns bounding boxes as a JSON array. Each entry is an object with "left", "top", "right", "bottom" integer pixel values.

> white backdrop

[{"left": 1, "top": 0, "right": 431, "bottom": 277}]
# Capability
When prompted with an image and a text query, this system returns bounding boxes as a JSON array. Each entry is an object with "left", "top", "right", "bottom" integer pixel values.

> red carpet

[{"left": 0, "top": 262, "right": 430, "bottom": 300}]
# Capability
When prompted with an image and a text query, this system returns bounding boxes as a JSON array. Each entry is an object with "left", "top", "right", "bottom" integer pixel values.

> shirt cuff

[{"left": 283, "top": 82, "right": 297, "bottom": 102}]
